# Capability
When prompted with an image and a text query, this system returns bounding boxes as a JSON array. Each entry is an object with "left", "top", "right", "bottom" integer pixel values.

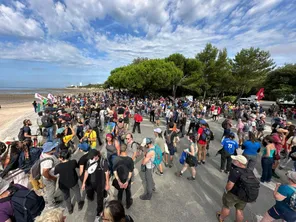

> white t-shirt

[
  {"left": 40, "top": 153, "right": 59, "bottom": 179},
  {"left": 287, "top": 136, "right": 296, "bottom": 147}
]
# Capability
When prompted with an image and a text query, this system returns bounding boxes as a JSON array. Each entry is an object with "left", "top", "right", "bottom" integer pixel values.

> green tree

[
  {"left": 132, "top": 57, "right": 149, "bottom": 64},
  {"left": 265, "top": 64, "right": 296, "bottom": 100},
  {"left": 231, "top": 47, "right": 275, "bottom": 98}
]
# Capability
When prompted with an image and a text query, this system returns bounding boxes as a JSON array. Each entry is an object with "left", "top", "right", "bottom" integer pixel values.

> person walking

[
  {"left": 140, "top": 138, "right": 156, "bottom": 200},
  {"left": 54, "top": 150, "right": 84, "bottom": 214},
  {"left": 153, "top": 128, "right": 165, "bottom": 176},
  {"left": 242, "top": 132, "right": 261, "bottom": 171},
  {"left": 113, "top": 144, "right": 134, "bottom": 209},
  {"left": 132, "top": 110, "right": 143, "bottom": 134},
  {"left": 197, "top": 120, "right": 209, "bottom": 164},
  {"left": 261, "top": 135, "right": 276, "bottom": 183},
  {"left": 220, "top": 132, "right": 239, "bottom": 173},
  {"left": 260, "top": 171, "right": 296, "bottom": 222},
  {"left": 175, "top": 133, "right": 197, "bottom": 180}
]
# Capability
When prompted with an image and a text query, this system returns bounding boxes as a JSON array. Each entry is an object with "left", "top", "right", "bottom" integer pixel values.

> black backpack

[
  {"left": 237, "top": 168, "right": 260, "bottom": 203},
  {"left": 18, "top": 127, "right": 25, "bottom": 141},
  {"left": 41, "top": 115, "right": 53, "bottom": 128},
  {"left": 0, "top": 186, "right": 45, "bottom": 222}
]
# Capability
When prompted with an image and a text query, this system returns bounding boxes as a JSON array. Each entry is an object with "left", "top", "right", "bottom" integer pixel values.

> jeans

[
  {"left": 47, "top": 126, "right": 53, "bottom": 142},
  {"left": 220, "top": 149, "right": 232, "bottom": 172},
  {"left": 42, "top": 178, "right": 63, "bottom": 207},
  {"left": 244, "top": 154, "right": 257, "bottom": 171},
  {"left": 261, "top": 157, "right": 274, "bottom": 182},
  {"left": 118, "top": 183, "right": 132, "bottom": 205},
  {"left": 61, "top": 184, "right": 82, "bottom": 211},
  {"left": 145, "top": 168, "right": 155, "bottom": 198},
  {"left": 132, "top": 122, "right": 141, "bottom": 133}
]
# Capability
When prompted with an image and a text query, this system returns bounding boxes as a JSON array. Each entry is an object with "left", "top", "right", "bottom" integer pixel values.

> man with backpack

[
  {"left": 164, "top": 122, "right": 179, "bottom": 168},
  {"left": 113, "top": 144, "right": 134, "bottom": 209},
  {"left": 87, "top": 113, "right": 103, "bottom": 146},
  {"left": 216, "top": 155, "right": 260, "bottom": 222},
  {"left": 140, "top": 138, "right": 162, "bottom": 200},
  {"left": 41, "top": 110, "right": 54, "bottom": 142},
  {"left": 197, "top": 120, "right": 210, "bottom": 164},
  {"left": 0, "top": 178, "right": 45, "bottom": 222},
  {"left": 222, "top": 116, "right": 232, "bottom": 137},
  {"left": 260, "top": 171, "right": 296, "bottom": 222}
]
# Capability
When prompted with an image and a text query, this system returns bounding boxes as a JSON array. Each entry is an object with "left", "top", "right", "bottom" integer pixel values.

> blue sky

[{"left": 0, "top": 0, "right": 295, "bottom": 88}]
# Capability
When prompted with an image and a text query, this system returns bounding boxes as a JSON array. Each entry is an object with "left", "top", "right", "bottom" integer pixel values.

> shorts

[
  {"left": 268, "top": 206, "right": 296, "bottom": 222},
  {"left": 168, "top": 144, "right": 176, "bottom": 156},
  {"left": 222, "top": 192, "right": 247, "bottom": 210}
]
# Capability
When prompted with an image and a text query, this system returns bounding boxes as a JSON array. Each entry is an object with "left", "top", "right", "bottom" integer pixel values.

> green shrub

[{"left": 221, "top": 96, "right": 236, "bottom": 103}]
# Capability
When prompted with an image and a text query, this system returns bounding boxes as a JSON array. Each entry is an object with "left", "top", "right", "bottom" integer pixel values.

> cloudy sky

[{"left": 0, "top": 0, "right": 295, "bottom": 88}]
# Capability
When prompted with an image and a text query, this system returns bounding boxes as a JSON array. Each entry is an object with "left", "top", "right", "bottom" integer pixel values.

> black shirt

[
  {"left": 23, "top": 126, "right": 31, "bottom": 139},
  {"left": 164, "top": 130, "right": 178, "bottom": 146},
  {"left": 228, "top": 166, "right": 243, "bottom": 196},
  {"left": 54, "top": 160, "right": 78, "bottom": 190},
  {"left": 118, "top": 107, "right": 125, "bottom": 115},
  {"left": 78, "top": 153, "right": 89, "bottom": 182},
  {"left": 113, "top": 156, "right": 134, "bottom": 183},
  {"left": 86, "top": 157, "right": 108, "bottom": 190}
]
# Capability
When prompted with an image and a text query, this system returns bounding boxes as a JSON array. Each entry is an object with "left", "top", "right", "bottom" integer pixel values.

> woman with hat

[{"left": 260, "top": 171, "right": 296, "bottom": 222}]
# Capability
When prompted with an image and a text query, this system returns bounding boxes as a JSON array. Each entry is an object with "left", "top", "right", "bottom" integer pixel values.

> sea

[{"left": 0, "top": 87, "right": 67, "bottom": 95}]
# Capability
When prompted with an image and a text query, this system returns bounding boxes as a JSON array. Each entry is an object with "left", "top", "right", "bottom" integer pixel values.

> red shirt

[
  {"left": 198, "top": 127, "right": 207, "bottom": 145},
  {"left": 134, "top": 114, "right": 143, "bottom": 123}
]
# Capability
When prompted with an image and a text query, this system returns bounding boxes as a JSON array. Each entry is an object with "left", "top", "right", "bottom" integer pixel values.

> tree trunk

[
  {"left": 173, "top": 85, "right": 177, "bottom": 99},
  {"left": 203, "top": 90, "right": 207, "bottom": 100}
]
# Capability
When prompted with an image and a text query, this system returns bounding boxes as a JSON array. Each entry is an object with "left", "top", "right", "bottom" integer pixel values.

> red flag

[{"left": 256, "top": 88, "right": 265, "bottom": 100}]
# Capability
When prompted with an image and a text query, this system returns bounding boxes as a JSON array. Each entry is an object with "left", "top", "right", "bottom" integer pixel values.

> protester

[
  {"left": 220, "top": 132, "right": 239, "bottom": 173},
  {"left": 197, "top": 119, "right": 209, "bottom": 164},
  {"left": 81, "top": 149, "right": 110, "bottom": 222},
  {"left": 153, "top": 128, "right": 165, "bottom": 175},
  {"left": 54, "top": 150, "right": 84, "bottom": 214},
  {"left": 132, "top": 110, "right": 143, "bottom": 134},
  {"left": 35, "top": 208, "right": 66, "bottom": 222},
  {"left": 164, "top": 122, "right": 179, "bottom": 168},
  {"left": 113, "top": 144, "right": 134, "bottom": 209},
  {"left": 175, "top": 133, "right": 197, "bottom": 180},
  {"left": 102, "top": 200, "right": 134, "bottom": 222},
  {"left": 242, "top": 132, "right": 261, "bottom": 171},
  {"left": 80, "top": 125, "right": 97, "bottom": 149},
  {"left": 140, "top": 138, "right": 156, "bottom": 200},
  {"left": 260, "top": 135, "right": 276, "bottom": 183},
  {"left": 261, "top": 171, "right": 296, "bottom": 222}
]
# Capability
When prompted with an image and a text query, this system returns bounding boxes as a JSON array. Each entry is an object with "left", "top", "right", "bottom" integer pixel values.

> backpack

[
  {"left": 237, "top": 168, "right": 260, "bottom": 203},
  {"left": 222, "top": 120, "right": 228, "bottom": 129},
  {"left": 200, "top": 128, "right": 211, "bottom": 141},
  {"left": 89, "top": 117, "right": 97, "bottom": 128},
  {"left": 132, "top": 141, "right": 142, "bottom": 158},
  {"left": 41, "top": 115, "right": 53, "bottom": 128},
  {"left": 0, "top": 186, "right": 45, "bottom": 222},
  {"left": 149, "top": 145, "right": 163, "bottom": 166},
  {"left": 288, "top": 185, "right": 296, "bottom": 211},
  {"left": 18, "top": 127, "right": 25, "bottom": 141},
  {"left": 256, "top": 119, "right": 264, "bottom": 131},
  {"left": 30, "top": 157, "right": 54, "bottom": 180},
  {"left": 165, "top": 131, "right": 174, "bottom": 144}
]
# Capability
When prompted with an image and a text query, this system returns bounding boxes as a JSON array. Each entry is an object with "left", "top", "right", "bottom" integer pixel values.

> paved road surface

[{"left": 64, "top": 116, "right": 292, "bottom": 222}]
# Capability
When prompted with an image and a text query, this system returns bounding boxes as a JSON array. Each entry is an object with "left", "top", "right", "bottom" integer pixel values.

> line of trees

[{"left": 104, "top": 43, "right": 295, "bottom": 100}]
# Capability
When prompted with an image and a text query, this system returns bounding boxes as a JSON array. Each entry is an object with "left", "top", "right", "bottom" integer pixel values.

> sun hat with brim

[
  {"left": 231, "top": 155, "right": 248, "bottom": 165},
  {"left": 154, "top": 128, "right": 162, "bottom": 133},
  {"left": 42, "top": 142, "right": 58, "bottom": 153},
  {"left": 0, "top": 178, "right": 10, "bottom": 195},
  {"left": 56, "top": 127, "right": 65, "bottom": 134},
  {"left": 287, "top": 171, "right": 296, "bottom": 183}
]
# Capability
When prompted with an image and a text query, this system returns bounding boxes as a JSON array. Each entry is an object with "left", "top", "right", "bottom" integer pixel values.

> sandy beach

[{"left": 0, "top": 88, "right": 97, "bottom": 141}]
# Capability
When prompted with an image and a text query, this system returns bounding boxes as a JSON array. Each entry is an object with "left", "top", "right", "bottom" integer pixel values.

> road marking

[{"left": 253, "top": 168, "right": 276, "bottom": 190}]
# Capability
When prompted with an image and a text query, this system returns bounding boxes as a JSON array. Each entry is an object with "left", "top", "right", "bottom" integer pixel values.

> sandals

[{"left": 216, "top": 212, "right": 224, "bottom": 222}]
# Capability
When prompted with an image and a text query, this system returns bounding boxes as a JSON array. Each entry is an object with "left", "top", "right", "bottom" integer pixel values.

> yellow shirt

[
  {"left": 84, "top": 130, "right": 97, "bottom": 149},
  {"left": 63, "top": 135, "right": 74, "bottom": 146}
]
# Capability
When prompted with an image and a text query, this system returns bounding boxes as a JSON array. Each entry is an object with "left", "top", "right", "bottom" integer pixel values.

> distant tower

[{"left": 79, "top": 82, "right": 82, "bottom": 87}]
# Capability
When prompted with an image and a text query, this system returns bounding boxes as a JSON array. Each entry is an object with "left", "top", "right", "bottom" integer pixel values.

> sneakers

[
  {"left": 78, "top": 201, "right": 85, "bottom": 211},
  {"left": 165, "top": 163, "right": 169, "bottom": 167},
  {"left": 187, "top": 176, "right": 195, "bottom": 181},
  {"left": 216, "top": 212, "right": 224, "bottom": 222},
  {"left": 140, "top": 194, "right": 151, "bottom": 200},
  {"left": 68, "top": 204, "right": 74, "bottom": 214},
  {"left": 272, "top": 172, "right": 280, "bottom": 179},
  {"left": 155, "top": 171, "right": 164, "bottom": 176},
  {"left": 126, "top": 199, "right": 133, "bottom": 209},
  {"left": 201, "top": 160, "right": 206, "bottom": 164},
  {"left": 175, "top": 172, "right": 183, "bottom": 177}
]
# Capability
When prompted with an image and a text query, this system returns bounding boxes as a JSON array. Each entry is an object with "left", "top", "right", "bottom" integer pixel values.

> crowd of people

[{"left": 0, "top": 90, "right": 296, "bottom": 222}]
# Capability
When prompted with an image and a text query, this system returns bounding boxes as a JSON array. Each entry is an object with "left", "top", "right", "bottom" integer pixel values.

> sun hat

[
  {"left": 231, "top": 155, "right": 248, "bottom": 165},
  {"left": 154, "top": 128, "right": 162, "bottom": 133},
  {"left": 287, "top": 171, "right": 296, "bottom": 183},
  {"left": 0, "top": 178, "right": 9, "bottom": 195},
  {"left": 42, "top": 142, "right": 58, "bottom": 153},
  {"left": 141, "top": 138, "right": 153, "bottom": 147},
  {"left": 199, "top": 119, "right": 207, "bottom": 125}
]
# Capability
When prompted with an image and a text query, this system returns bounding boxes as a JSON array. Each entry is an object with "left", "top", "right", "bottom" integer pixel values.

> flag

[
  {"left": 34, "top": 93, "right": 44, "bottom": 101},
  {"left": 47, "top": 93, "right": 56, "bottom": 102},
  {"left": 256, "top": 88, "right": 265, "bottom": 100}
]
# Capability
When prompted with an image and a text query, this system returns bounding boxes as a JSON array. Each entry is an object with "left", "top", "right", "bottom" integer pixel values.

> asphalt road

[{"left": 65, "top": 116, "right": 291, "bottom": 222}]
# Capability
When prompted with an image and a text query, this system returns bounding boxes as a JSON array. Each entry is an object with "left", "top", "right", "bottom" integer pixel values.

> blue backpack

[
  {"left": 179, "top": 151, "right": 187, "bottom": 165},
  {"left": 200, "top": 128, "right": 211, "bottom": 141},
  {"left": 149, "top": 145, "right": 163, "bottom": 166}
]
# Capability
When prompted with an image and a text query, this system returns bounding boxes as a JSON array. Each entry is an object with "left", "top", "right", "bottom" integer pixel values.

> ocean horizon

[{"left": 0, "top": 87, "right": 66, "bottom": 95}]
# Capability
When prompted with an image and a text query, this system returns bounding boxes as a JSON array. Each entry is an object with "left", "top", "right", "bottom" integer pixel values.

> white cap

[
  {"left": 231, "top": 155, "right": 248, "bottom": 165},
  {"left": 154, "top": 128, "right": 162, "bottom": 133}
]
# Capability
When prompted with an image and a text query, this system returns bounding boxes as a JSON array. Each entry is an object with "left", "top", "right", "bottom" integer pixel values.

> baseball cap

[
  {"left": 231, "top": 155, "right": 248, "bottom": 165},
  {"left": 154, "top": 128, "right": 162, "bottom": 133},
  {"left": 287, "top": 171, "right": 296, "bottom": 183},
  {"left": 0, "top": 178, "right": 9, "bottom": 195},
  {"left": 141, "top": 138, "right": 153, "bottom": 147},
  {"left": 42, "top": 142, "right": 58, "bottom": 153},
  {"left": 200, "top": 119, "right": 207, "bottom": 125}
]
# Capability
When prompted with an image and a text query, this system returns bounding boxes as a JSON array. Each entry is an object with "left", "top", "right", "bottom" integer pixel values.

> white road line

[{"left": 253, "top": 168, "right": 276, "bottom": 190}]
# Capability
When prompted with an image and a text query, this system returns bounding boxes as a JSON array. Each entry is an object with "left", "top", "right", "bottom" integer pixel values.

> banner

[
  {"left": 47, "top": 93, "right": 56, "bottom": 103},
  {"left": 256, "top": 88, "right": 265, "bottom": 101},
  {"left": 34, "top": 93, "right": 44, "bottom": 101}
]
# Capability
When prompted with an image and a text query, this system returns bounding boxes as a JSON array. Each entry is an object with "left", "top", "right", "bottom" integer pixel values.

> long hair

[
  {"left": 104, "top": 200, "right": 126, "bottom": 222},
  {"left": 157, "top": 132, "right": 163, "bottom": 139},
  {"left": 248, "top": 131, "right": 256, "bottom": 143}
]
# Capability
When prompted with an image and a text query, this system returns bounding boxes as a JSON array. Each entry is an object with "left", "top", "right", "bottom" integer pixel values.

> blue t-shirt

[
  {"left": 275, "top": 185, "right": 296, "bottom": 213},
  {"left": 221, "top": 138, "right": 239, "bottom": 154},
  {"left": 242, "top": 140, "right": 261, "bottom": 156}
]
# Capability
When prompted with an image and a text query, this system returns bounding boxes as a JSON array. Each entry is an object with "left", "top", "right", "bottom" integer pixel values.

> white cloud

[
  {"left": 247, "top": 0, "right": 282, "bottom": 15},
  {"left": 0, "top": 4, "right": 43, "bottom": 38}
]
